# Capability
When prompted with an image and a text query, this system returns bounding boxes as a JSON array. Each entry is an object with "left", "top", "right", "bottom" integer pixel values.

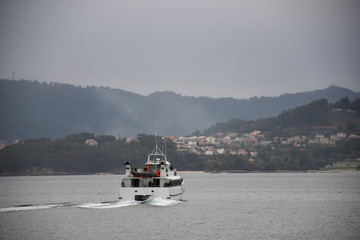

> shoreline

[{"left": 0, "top": 169, "right": 358, "bottom": 177}]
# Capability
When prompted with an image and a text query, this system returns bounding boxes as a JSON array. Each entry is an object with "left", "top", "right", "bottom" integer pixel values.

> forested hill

[
  {"left": 1, "top": 79, "right": 360, "bottom": 141},
  {"left": 203, "top": 97, "right": 360, "bottom": 137}
]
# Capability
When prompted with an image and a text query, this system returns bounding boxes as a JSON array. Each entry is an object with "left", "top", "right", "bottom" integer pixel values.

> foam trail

[
  {"left": 0, "top": 198, "right": 180, "bottom": 212},
  {"left": 78, "top": 200, "right": 138, "bottom": 209},
  {"left": 146, "top": 197, "right": 181, "bottom": 207},
  {"left": 0, "top": 204, "right": 60, "bottom": 213}
]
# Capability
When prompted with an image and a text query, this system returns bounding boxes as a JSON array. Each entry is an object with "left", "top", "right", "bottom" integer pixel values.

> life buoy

[{"left": 156, "top": 170, "right": 160, "bottom": 177}]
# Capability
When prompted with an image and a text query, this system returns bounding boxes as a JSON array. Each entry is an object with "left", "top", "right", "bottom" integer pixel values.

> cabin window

[
  {"left": 131, "top": 179, "right": 139, "bottom": 187},
  {"left": 154, "top": 179, "right": 160, "bottom": 187},
  {"left": 148, "top": 164, "right": 158, "bottom": 171}
]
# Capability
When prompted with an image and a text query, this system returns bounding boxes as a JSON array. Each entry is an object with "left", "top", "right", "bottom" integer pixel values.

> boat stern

[{"left": 119, "top": 187, "right": 175, "bottom": 201}]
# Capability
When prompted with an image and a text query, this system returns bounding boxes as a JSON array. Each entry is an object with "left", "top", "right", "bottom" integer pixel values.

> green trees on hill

[
  {"left": 330, "top": 96, "right": 360, "bottom": 112},
  {"left": 350, "top": 98, "right": 360, "bottom": 111},
  {"left": 0, "top": 134, "right": 149, "bottom": 174},
  {"left": 278, "top": 98, "right": 329, "bottom": 127},
  {"left": 330, "top": 96, "right": 350, "bottom": 110},
  {"left": 203, "top": 98, "right": 360, "bottom": 137}
]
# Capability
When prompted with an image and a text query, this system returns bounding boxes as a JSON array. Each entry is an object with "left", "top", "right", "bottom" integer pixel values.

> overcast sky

[{"left": 0, "top": 0, "right": 359, "bottom": 98}]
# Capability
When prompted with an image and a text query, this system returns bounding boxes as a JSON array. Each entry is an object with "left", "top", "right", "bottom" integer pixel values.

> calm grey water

[{"left": 0, "top": 172, "right": 359, "bottom": 240}]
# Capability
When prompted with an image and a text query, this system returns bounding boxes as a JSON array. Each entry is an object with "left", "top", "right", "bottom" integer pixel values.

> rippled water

[{"left": 0, "top": 172, "right": 359, "bottom": 239}]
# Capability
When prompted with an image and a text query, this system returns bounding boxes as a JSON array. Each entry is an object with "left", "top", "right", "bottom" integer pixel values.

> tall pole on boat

[{"left": 155, "top": 136, "right": 158, "bottom": 150}]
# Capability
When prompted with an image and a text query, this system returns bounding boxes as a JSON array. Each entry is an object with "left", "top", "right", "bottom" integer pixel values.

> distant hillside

[
  {"left": 203, "top": 98, "right": 360, "bottom": 137},
  {"left": 1, "top": 79, "right": 360, "bottom": 141}
]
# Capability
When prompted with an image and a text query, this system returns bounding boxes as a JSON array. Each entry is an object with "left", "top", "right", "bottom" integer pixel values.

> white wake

[
  {"left": 145, "top": 197, "right": 182, "bottom": 207},
  {"left": 0, "top": 204, "right": 60, "bottom": 212},
  {"left": 78, "top": 200, "right": 138, "bottom": 209},
  {"left": 0, "top": 198, "right": 181, "bottom": 212}
]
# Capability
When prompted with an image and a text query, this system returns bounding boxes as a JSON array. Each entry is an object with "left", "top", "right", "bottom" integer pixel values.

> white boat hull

[
  {"left": 119, "top": 186, "right": 184, "bottom": 200},
  {"left": 119, "top": 184, "right": 184, "bottom": 201}
]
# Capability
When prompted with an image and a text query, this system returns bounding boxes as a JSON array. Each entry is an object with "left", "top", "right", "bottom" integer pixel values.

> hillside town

[
  {"left": 2, "top": 130, "right": 359, "bottom": 158},
  {"left": 164, "top": 130, "right": 360, "bottom": 158}
]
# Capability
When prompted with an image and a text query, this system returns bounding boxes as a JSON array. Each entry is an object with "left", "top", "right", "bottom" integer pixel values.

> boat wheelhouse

[{"left": 119, "top": 143, "right": 184, "bottom": 201}]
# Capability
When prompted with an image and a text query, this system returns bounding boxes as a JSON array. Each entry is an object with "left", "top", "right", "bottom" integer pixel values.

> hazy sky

[{"left": 1, "top": 0, "right": 359, "bottom": 98}]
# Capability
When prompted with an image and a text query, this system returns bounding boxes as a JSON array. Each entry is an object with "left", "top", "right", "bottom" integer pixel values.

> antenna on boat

[
  {"left": 161, "top": 137, "right": 165, "bottom": 154},
  {"left": 154, "top": 131, "right": 158, "bottom": 148},
  {"left": 165, "top": 138, "right": 167, "bottom": 156}
]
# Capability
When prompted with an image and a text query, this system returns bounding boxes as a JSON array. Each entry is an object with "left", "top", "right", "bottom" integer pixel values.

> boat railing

[{"left": 147, "top": 146, "right": 168, "bottom": 163}]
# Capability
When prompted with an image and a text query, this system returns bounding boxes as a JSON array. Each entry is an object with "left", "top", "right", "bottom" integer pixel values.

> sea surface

[{"left": 0, "top": 172, "right": 359, "bottom": 240}]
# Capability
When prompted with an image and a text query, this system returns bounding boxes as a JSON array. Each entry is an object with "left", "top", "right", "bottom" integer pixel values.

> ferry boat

[{"left": 119, "top": 143, "right": 184, "bottom": 201}]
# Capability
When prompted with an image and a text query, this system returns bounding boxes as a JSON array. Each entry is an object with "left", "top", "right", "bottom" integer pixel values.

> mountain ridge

[{"left": 1, "top": 79, "right": 359, "bottom": 141}]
